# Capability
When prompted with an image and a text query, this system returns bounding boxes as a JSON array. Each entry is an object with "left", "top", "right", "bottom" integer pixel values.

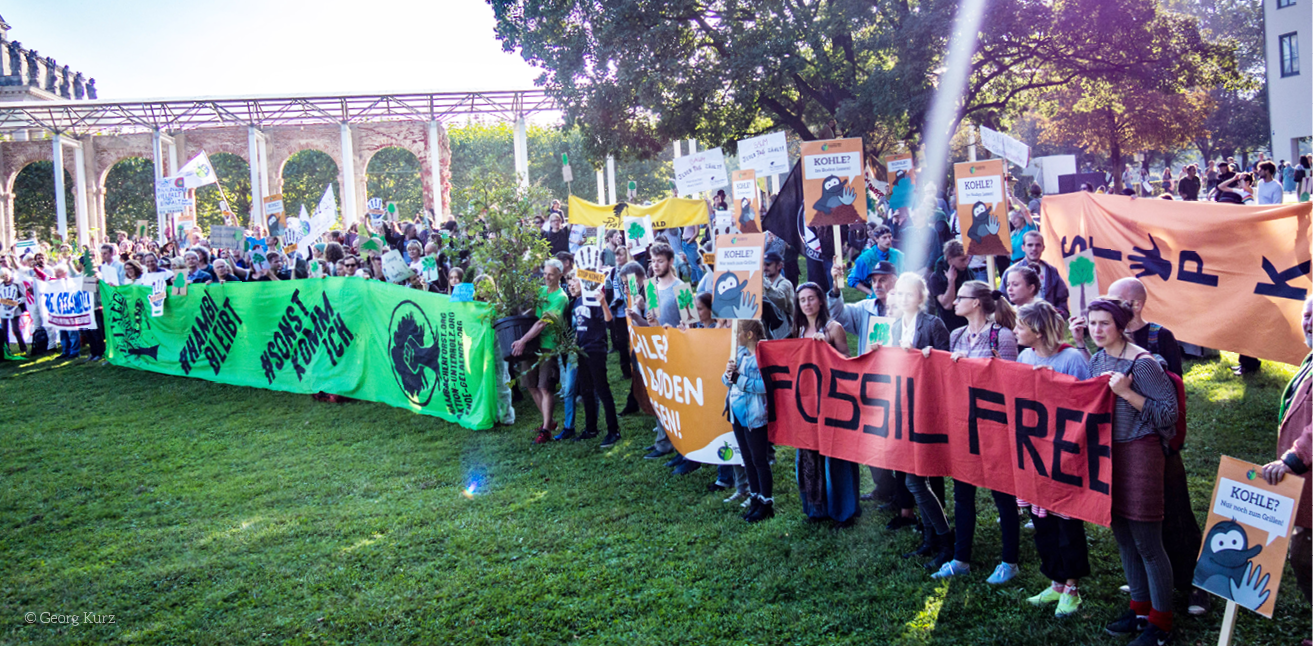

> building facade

[{"left": 1265, "top": 0, "right": 1312, "bottom": 163}]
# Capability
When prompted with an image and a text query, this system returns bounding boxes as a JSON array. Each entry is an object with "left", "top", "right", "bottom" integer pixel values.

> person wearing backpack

[
  {"left": 1106, "top": 278, "right": 1207, "bottom": 615},
  {"left": 933, "top": 281, "right": 1021, "bottom": 583},
  {"left": 1083, "top": 298, "right": 1179, "bottom": 646}
]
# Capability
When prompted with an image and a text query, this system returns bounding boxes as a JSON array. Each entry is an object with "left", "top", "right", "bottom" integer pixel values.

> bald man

[{"left": 1105, "top": 277, "right": 1206, "bottom": 614}]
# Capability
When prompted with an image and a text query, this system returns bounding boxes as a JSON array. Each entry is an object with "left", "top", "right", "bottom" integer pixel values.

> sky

[{"left": 3, "top": 0, "right": 543, "bottom": 100}]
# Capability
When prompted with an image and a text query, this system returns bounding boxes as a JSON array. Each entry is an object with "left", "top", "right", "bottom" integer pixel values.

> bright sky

[{"left": 3, "top": 0, "right": 543, "bottom": 100}]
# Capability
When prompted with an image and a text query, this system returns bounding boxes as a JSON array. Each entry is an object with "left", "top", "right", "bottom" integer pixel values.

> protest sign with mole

[
  {"left": 731, "top": 169, "right": 761, "bottom": 233},
  {"left": 711, "top": 233, "right": 764, "bottom": 320},
  {"left": 1192, "top": 456, "right": 1304, "bottom": 617},
  {"left": 801, "top": 138, "right": 866, "bottom": 227},
  {"left": 954, "top": 159, "right": 1012, "bottom": 256}
]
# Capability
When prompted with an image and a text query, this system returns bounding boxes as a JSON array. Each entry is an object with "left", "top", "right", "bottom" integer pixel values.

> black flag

[{"left": 763, "top": 161, "right": 837, "bottom": 288}]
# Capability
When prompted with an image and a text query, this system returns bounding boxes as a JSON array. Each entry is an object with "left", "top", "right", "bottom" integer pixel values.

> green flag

[{"left": 101, "top": 279, "right": 498, "bottom": 429}]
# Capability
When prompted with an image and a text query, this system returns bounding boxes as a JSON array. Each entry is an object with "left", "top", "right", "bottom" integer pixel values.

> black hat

[
  {"left": 764, "top": 251, "right": 784, "bottom": 264},
  {"left": 869, "top": 261, "right": 897, "bottom": 276}
]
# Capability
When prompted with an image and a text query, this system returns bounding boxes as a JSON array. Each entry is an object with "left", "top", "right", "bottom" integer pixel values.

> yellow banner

[
  {"left": 1041, "top": 192, "right": 1313, "bottom": 365},
  {"left": 567, "top": 195, "right": 709, "bottom": 229}
]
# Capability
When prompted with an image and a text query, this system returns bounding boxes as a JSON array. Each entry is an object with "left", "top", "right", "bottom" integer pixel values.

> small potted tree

[{"left": 460, "top": 173, "right": 554, "bottom": 361}]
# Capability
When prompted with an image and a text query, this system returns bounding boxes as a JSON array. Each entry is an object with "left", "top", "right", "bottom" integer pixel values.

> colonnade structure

[{"left": 0, "top": 89, "right": 555, "bottom": 248}]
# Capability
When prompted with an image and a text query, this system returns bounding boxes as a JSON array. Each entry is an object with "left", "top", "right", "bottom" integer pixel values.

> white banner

[
  {"left": 298, "top": 186, "right": 337, "bottom": 257},
  {"left": 38, "top": 278, "right": 97, "bottom": 331},
  {"left": 176, "top": 151, "right": 219, "bottom": 188},
  {"left": 737, "top": 132, "right": 790, "bottom": 177},
  {"left": 673, "top": 148, "right": 728, "bottom": 196},
  {"left": 154, "top": 178, "right": 191, "bottom": 213},
  {"left": 979, "top": 126, "right": 1030, "bottom": 168}
]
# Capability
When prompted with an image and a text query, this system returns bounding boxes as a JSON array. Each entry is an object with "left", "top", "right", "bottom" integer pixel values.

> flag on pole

[
  {"left": 176, "top": 151, "right": 219, "bottom": 188},
  {"left": 298, "top": 185, "right": 337, "bottom": 257}
]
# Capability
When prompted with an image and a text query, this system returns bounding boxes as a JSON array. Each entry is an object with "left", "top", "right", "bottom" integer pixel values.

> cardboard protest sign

[
  {"left": 801, "top": 138, "right": 866, "bottom": 226},
  {"left": 264, "top": 194, "right": 286, "bottom": 236},
  {"left": 979, "top": 126, "right": 1031, "bottom": 168},
  {"left": 575, "top": 245, "right": 603, "bottom": 272},
  {"left": 1065, "top": 248, "right": 1099, "bottom": 316},
  {"left": 711, "top": 233, "right": 764, "bottom": 320},
  {"left": 1192, "top": 456, "right": 1305, "bottom": 617},
  {"left": 1042, "top": 192, "right": 1313, "bottom": 365},
  {"left": 154, "top": 177, "right": 191, "bottom": 213},
  {"left": 576, "top": 268, "right": 609, "bottom": 285},
  {"left": 298, "top": 186, "right": 337, "bottom": 257},
  {"left": 644, "top": 280, "right": 661, "bottom": 315},
  {"left": 37, "top": 278, "right": 97, "bottom": 331},
  {"left": 673, "top": 147, "right": 728, "bottom": 196},
  {"left": 629, "top": 324, "right": 741, "bottom": 465},
  {"left": 209, "top": 225, "right": 245, "bottom": 251},
  {"left": 135, "top": 220, "right": 149, "bottom": 239},
  {"left": 731, "top": 170, "right": 761, "bottom": 234},
  {"left": 625, "top": 273, "right": 641, "bottom": 311},
  {"left": 712, "top": 211, "right": 737, "bottom": 240},
  {"left": 101, "top": 280, "right": 498, "bottom": 430},
  {"left": 450, "top": 283, "right": 475, "bottom": 302},
  {"left": 250, "top": 249, "right": 271, "bottom": 275},
  {"left": 865, "top": 315, "right": 894, "bottom": 348},
  {"left": 738, "top": 131, "right": 790, "bottom": 177},
  {"left": 674, "top": 283, "right": 697, "bottom": 325},
  {"left": 380, "top": 250, "right": 416, "bottom": 284},
  {"left": 175, "top": 217, "right": 197, "bottom": 242},
  {"left": 567, "top": 195, "right": 709, "bottom": 229},
  {"left": 955, "top": 159, "right": 1012, "bottom": 256},
  {"left": 418, "top": 256, "right": 443, "bottom": 284},
  {"left": 624, "top": 214, "right": 655, "bottom": 255},
  {"left": 148, "top": 281, "right": 166, "bottom": 317},
  {"left": 702, "top": 252, "right": 715, "bottom": 267},
  {"left": 758, "top": 339, "right": 1117, "bottom": 525},
  {"left": 884, "top": 153, "right": 917, "bottom": 211}
]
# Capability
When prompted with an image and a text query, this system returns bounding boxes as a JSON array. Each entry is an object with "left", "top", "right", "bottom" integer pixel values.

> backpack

[{"left": 950, "top": 323, "right": 1003, "bottom": 358}]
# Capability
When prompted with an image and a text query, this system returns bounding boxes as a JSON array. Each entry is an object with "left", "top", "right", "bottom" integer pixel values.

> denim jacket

[{"left": 723, "top": 345, "right": 768, "bottom": 428}]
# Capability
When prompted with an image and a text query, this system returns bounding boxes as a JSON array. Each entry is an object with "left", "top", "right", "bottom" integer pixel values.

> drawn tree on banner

[{"left": 1069, "top": 254, "right": 1097, "bottom": 313}]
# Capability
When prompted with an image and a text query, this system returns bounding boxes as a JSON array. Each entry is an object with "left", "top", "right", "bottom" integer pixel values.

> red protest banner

[{"left": 758, "top": 338, "right": 1117, "bottom": 526}]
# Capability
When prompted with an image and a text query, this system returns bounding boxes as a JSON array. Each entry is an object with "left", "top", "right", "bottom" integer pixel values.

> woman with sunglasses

[{"left": 793, "top": 281, "right": 860, "bottom": 527}]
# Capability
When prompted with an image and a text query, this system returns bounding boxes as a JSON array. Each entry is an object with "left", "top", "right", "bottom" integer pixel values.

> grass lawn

[{"left": 1, "top": 331, "right": 1310, "bottom": 644}]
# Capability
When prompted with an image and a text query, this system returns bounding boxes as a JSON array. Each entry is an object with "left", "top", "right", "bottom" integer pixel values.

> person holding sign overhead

[
  {"left": 793, "top": 281, "right": 859, "bottom": 527},
  {"left": 1085, "top": 298, "right": 1179, "bottom": 646}
]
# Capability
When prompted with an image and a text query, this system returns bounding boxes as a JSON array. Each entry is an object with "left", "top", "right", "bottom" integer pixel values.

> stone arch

[
  {"left": 265, "top": 124, "right": 344, "bottom": 196},
  {"left": 279, "top": 149, "right": 340, "bottom": 220},
  {"left": 355, "top": 122, "right": 437, "bottom": 215},
  {"left": 10, "top": 159, "right": 75, "bottom": 244},
  {"left": 101, "top": 156, "right": 155, "bottom": 239},
  {"left": 194, "top": 152, "right": 251, "bottom": 231}
]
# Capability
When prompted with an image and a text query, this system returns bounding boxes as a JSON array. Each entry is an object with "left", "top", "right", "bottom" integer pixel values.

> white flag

[
  {"left": 299, "top": 185, "right": 337, "bottom": 256},
  {"left": 176, "top": 151, "right": 219, "bottom": 188}
]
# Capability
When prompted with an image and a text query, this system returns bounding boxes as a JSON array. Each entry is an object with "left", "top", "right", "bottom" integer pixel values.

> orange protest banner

[
  {"left": 629, "top": 324, "right": 742, "bottom": 465},
  {"left": 731, "top": 169, "right": 761, "bottom": 233},
  {"left": 1041, "top": 192, "right": 1313, "bottom": 365},
  {"left": 1193, "top": 456, "right": 1305, "bottom": 618},
  {"left": 758, "top": 339, "right": 1116, "bottom": 525}
]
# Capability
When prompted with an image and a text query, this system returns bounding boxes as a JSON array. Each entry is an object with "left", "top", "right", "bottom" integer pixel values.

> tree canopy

[{"left": 491, "top": 0, "right": 1240, "bottom": 162}]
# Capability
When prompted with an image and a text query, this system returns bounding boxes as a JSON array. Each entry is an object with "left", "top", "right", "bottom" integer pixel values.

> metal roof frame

[{"left": 0, "top": 89, "right": 557, "bottom": 137}]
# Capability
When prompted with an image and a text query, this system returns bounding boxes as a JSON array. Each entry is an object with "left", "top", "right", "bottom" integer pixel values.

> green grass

[{"left": 1, "top": 341, "right": 1309, "bottom": 644}]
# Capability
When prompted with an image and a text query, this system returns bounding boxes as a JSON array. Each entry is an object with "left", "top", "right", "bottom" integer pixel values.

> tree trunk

[{"left": 1111, "top": 140, "right": 1122, "bottom": 192}]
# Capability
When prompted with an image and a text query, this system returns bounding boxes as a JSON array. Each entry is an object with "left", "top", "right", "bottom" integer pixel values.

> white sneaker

[{"left": 723, "top": 491, "right": 749, "bottom": 504}]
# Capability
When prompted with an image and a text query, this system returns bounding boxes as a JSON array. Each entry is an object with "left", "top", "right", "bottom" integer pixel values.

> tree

[
  {"left": 1038, "top": 80, "right": 1211, "bottom": 190},
  {"left": 12, "top": 162, "right": 74, "bottom": 245},
  {"left": 280, "top": 150, "right": 339, "bottom": 224},
  {"left": 366, "top": 147, "right": 423, "bottom": 221},
  {"left": 103, "top": 157, "right": 155, "bottom": 239},
  {"left": 490, "top": 0, "right": 1239, "bottom": 163},
  {"left": 194, "top": 152, "right": 251, "bottom": 233}
]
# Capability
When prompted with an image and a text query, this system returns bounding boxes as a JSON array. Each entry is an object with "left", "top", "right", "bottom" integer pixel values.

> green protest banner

[{"left": 101, "top": 278, "right": 498, "bottom": 430}]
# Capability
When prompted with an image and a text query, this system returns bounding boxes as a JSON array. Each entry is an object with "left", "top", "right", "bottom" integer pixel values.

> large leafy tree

[
  {"left": 490, "top": 0, "right": 1238, "bottom": 162},
  {"left": 280, "top": 150, "right": 339, "bottom": 222},
  {"left": 194, "top": 152, "right": 251, "bottom": 233},
  {"left": 12, "top": 162, "right": 74, "bottom": 245},
  {"left": 366, "top": 147, "right": 424, "bottom": 220},
  {"left": 103, "top": 157, "right": 155, "bottom": 239}
]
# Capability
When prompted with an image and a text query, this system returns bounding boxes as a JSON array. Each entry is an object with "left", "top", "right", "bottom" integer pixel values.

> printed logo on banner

[
  {"left": 106, "top": 288, "right": 159, "bottom": 360},
  {"left": 388, "top": 300, "right": 470, "bottom": 413}
]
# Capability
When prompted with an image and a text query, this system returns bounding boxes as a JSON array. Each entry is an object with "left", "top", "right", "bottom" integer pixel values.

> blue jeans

[
  {"left": 59, "top": 330, "right": 80, "bottom": 357},
  {"left": 681, "top": 240, "right": 704, "bottom": 284},
  {"left": 559, "top": 354, "right": 579, "bottom": 429}
]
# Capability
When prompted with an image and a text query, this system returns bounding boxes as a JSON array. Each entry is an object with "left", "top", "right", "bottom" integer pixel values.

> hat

[
  {"left": 869, "top": 261, "right": 897, "bottom": 276},
  {"left": 764, "top": 251, "right": 784, "bottom": 264}
]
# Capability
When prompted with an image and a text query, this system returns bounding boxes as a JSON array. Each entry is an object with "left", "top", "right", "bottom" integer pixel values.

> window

[
  {"left": 1280, "top": 32, "right": 1300, "bottom": 77},
  {"left": 1277, "top": 0, "right": 1295, "bottom": 8}
]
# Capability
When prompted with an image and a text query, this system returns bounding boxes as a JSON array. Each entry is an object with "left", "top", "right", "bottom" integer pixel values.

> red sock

[
  {"left": 1129, "top": 599, "right": 1152, "bottom": 616},
  {"left": 1147, "top": 609, "right": 1173, "bottom": 632}
]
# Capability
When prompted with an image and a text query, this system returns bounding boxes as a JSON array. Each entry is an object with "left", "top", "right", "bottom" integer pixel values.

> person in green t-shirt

[{"left": 512, "top": 259, "right": 569, "bottom": 443}]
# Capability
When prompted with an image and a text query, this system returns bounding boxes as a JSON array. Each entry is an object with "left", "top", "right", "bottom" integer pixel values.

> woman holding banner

[
  {"left": 934, "top": 281, "right": 1020, "bottom": 583},
  {"left": 793, "top": 282, "right": 860, "bottom": 527},
  {"left": 886, "top": 273, "right": 952, "bottom": 567},
  {"left": 1015, "top": 301, "right": 1092, "bottom": 617},
  {"left": 1086, "top": 298, "right": 1179, "bottom": 646}
]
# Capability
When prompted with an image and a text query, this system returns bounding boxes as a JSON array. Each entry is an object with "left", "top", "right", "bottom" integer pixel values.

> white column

[
  {"left": 968, "top": 130, "right": 977, "bottom": 162},
  {"left": 339, "top": 123, "right": 358, "bottom": 227},
  {"left": 166, "top": 139, "right": 178, "bottom": 176},
  {"left": 687, "top": 139, "right": 697, "bottom": 154},
  {"left": 606, "top": 155, "right": 616, "bottom": 204},
  {"left": 427, "top": 120, "right": 443, "bottom": 216},
  {"left": 71, "top": 140, "right": 89, "bottom": 248},
  {"left": 247, "top": 126, "right": 263, "bottom": 226},
  {"left": 673, "top": 140, "right": 682, "bottom": 159},
  {"left": 152, "top": 130, "right": 165, "bottom": 242},
  {"left": 513, "top": 115, "right": 529, "bottom": 187},
  {"left": 52, "top": 134, "right": 68, "bottom": 242},
  {"left": 596, "top": 167, "right": 604, "bottom": 204},
  {"left": 257, "top": 134, "right": 270, "bottom": 203}
]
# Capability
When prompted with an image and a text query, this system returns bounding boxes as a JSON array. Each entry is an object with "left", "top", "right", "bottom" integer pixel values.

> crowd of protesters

[{"left": 1, "top": 167, "right": 1310, "bottom": 646}]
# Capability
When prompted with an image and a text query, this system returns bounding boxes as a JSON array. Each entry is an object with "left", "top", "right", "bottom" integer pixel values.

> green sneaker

[
  {"left": 1027, "top": 586, "right": 1063, "bottom": 606},
  {"left": 1055, "top": 589, "right": 1081, "bottom": 617}
]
